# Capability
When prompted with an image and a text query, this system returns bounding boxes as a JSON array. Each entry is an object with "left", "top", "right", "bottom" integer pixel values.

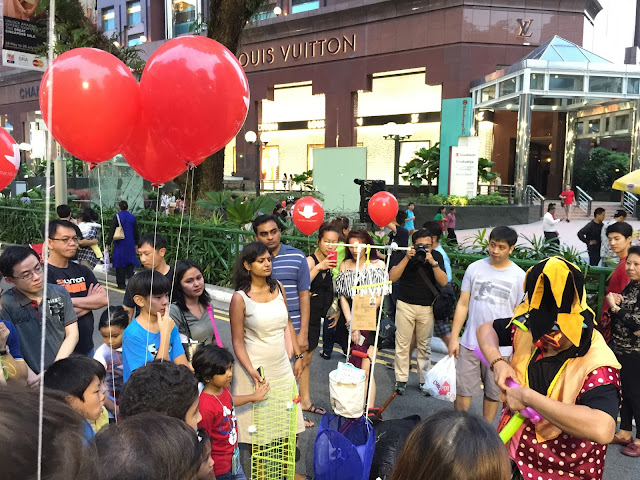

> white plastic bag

[
  {"left": 424, "top": 355, "right": 456, "bottom": 402},
  {"left": 101, "top": 249, "right": 110, "bottom": 274}
]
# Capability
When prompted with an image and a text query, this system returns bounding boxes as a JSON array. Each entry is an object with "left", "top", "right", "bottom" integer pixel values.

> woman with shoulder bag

[
  {"left": 106, "top": 200, "right": 139, "bottom": 289},
  {"left": 169, "top": 259, "right": 223, "bottom": 361}
]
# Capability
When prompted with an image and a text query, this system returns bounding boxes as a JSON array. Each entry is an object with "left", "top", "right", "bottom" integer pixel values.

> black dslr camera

[{"left": 414, "top": 243, "right": 430, "bottom": 262}]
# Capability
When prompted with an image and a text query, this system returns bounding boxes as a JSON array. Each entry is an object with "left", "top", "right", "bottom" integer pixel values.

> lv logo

[{"left": 517, "top": 19, "right": 533, "bottom": 38}]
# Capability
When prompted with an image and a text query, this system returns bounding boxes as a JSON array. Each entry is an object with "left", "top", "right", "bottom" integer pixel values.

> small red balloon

[
  {"left": 292, "top": 197, "right": 324, "bottom": 235},
  {"left": 121, "top": 112, "right": 191, "bottom": 184},
  {"left": 140, "top": 36, "right": 249, "bottom": 162},
  {"left": 0, "top": 128, "right": 18, "bottom": 191},
  {"left": 39, "top": 48, "right": 140, "bottom": 164},
  {"left": 368, "top": 191, "right": 398, "bottom": 228}
]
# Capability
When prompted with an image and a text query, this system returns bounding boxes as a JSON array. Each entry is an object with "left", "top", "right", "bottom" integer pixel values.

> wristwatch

[{"left": 430, "top": 262, "right": 439, "bottom": 268}]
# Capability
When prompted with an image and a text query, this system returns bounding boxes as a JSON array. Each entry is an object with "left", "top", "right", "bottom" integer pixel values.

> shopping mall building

[{"left": 0, "top": 0, "right": 638, "bottom": 201}]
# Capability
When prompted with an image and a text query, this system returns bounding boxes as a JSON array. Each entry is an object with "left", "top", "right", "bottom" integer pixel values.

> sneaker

[
  {"left": 385, "top": 360, "right": 395, "bottom": 370},
  {"left": 394, "top": 381, "right": 407, "bottom": 395},
  {"left": 319, "top": 350, "right": 331, "bottom": 360},
  {"left": 419, "top": 383, "right": 431, "bottom": 396}
]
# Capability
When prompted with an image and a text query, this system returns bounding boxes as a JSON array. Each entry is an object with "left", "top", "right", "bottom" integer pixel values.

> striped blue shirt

[{"left": 271, "top": 243, "right": 311, "bottom": 332}]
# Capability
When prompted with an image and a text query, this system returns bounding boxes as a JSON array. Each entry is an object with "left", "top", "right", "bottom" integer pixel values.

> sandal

[
  {"left": 303, "top": 403, "right": 327, "bottom": 415},
  {"left": 303, "top": 416, "right": 315, "bottom": 428}
]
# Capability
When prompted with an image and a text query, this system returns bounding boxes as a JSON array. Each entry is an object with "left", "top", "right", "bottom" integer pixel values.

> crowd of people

[{"left": 0, "top": 198, "right": 638, "bottom": 480}]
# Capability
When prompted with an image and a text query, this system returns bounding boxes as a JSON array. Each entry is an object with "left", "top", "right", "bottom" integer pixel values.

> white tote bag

[
  {"left": 329, "top": 363, "right": 366, "bottom": 418},
  {"left": 424, "top": 355, "right": 456, "bottom": 402}
]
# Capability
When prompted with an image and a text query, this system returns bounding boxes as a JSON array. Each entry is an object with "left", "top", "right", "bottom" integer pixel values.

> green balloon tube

[{"left": 499, "top": 412, "right": 526, "bottom": 444}]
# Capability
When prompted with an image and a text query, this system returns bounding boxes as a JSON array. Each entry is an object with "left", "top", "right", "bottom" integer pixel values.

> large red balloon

[
  {"left": 39, "top": 48, "right": 140, "bottom": 164},
  {"left": 0, "top": 128, "right": 18, "bottom": 191},
  {"left": 368, "top": 191, "right": 398, "bottom": 228},
  {"left": 292, "top": 197, "right": 324, "bottom": 236},
  {"left": 121, "top": 112, "right": 191, "bottom": 185},
  {"left": 140, "top": 36, "right": 249, "bottom": 162}
]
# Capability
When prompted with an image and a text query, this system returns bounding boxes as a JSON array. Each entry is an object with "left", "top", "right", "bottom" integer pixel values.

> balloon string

[
  {"left": 169, "top": 167, "right": 189, "bottom": 305},
  {"left": 186, "top": 165, "right": 195, "bottom": 254},
  {"left": 96, "top": 168, "right": 117, "bottom": 423},
  {"left": 38, "top": 2, "right": 57, "bottom": 477},
  {"left": 145, "top": 185, "right": 161, "bottom": 365}
]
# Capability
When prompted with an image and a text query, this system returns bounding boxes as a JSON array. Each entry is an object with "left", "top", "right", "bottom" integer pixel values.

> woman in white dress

[{"left": 229, "top": 241, "right": 305, "bottom": 445}]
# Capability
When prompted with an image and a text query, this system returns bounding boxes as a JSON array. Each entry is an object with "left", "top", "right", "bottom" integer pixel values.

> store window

[
  {"left": 127, "top": 1, "right": 142, "bottom": 26},
  {"left": 588, "top": 119, "right": 600, "bottom": 134},
  {"left": 128, "top": 33, "right": 144, "bottom": 46},
  {"left": 549, "top": 74, "right": 583, "bottom": 91},
  {"left": 588, "top": 76, "right": 622, "bottom": 94},
  {"left": 292, "top": 0, "right": 320, "bottom": 13},
  {"left": 102, "top": 7, "right": 115, "bottom": 31},
  {"left": 171, "top": 0, "right": 197, "bottom": 36},
  {"left": 615, "top": 114, "right": 630, "bottom": 132}
]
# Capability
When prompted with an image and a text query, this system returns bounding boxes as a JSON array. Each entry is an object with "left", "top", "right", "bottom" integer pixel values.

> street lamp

[
  {"left": 383, "top": 122, "right": 412, "bottom": 196},
  {"left": 245, "top": 130, "right": 271, "bottom": 197}
]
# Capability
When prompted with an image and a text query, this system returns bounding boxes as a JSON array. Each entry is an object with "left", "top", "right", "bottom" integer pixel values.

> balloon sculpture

[
  {"left": 139, "top": 35, "right": 250, "bottom": 164},
  {"left": 368, "top": 191, "right": 398, "bottom": 228},
  {"left": 292, "top": 197, "right": 324, "bottom": 235},
  {"left": 0, "top": 128, "right": 19, "bottom": 191},
  {"left": 39, "top": 48, "right": 140, "bottom": 165}
]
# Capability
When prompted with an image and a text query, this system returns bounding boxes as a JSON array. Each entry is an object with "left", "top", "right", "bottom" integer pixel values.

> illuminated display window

[
  {"left": 102, "top": 7, "right": 115, "bottom": 31},
  {"left": 127, "top": 1, "right": 142, "bottom": 26},
  {"left": 171, "top": 0, "right": 198, "bottom": 37},
  {"left": 292, "top": 0, "right": 319, "bottom": 14}
]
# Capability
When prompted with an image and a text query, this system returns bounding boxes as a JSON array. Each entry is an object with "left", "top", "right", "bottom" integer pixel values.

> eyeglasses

[
  {"left": 50, "top": 236, "right": 80, "bottom": 244},
  {"left": 13, "top": 263, "right": 44, "bottom": 281}
]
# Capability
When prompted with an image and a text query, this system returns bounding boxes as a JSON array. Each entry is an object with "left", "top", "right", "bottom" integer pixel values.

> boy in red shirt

[
  {"left": 559, "top": 184, "right": 575, "bottom": 222},
  {"left": 193, "top": 345, "right": 269, "bottom": 480}
]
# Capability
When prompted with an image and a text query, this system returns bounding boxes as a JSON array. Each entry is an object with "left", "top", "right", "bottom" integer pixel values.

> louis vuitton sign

[{"left": 238, "top": 34, "right": 356, "bottom": 68}]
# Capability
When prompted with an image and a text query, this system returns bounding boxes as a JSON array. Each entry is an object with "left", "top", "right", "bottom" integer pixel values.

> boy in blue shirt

[{"left": 122, "top": 270, "right": 189, "bottom": 382}]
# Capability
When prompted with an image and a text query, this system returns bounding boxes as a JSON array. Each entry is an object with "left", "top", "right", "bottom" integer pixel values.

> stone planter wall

[{"left": 403, "top": 204, "right": 541, "bottom": 230}]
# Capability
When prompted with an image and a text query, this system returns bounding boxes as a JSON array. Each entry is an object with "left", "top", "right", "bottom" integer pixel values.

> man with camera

[{"left": 389, "top": 229, "right": 448, "bottom": 395}]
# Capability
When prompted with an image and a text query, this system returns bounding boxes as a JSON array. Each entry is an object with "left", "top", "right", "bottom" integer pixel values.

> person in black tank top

[{"left": 299, "top": 224, "right": 340, "bottom": 420}]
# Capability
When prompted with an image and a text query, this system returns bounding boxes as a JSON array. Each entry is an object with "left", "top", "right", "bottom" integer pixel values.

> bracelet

[
  {"left": 294, "top": 354, "right": 304, "bottom": 360},
  {"left": 490, "top": 357, "right": 507, "bottom": 371}
]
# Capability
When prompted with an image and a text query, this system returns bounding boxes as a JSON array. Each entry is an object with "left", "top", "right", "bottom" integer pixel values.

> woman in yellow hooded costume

[{"left": 477, "top": 256, "right": 620, "bottom": 480}]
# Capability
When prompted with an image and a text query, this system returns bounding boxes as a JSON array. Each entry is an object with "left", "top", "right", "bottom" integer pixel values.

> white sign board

[{"left": 449, "top": 137, "right": 479, "bottom": 198}]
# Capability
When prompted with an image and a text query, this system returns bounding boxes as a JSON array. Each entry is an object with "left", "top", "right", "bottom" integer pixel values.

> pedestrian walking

[
  {"left": 446, "top": 207, "right": 457, "bottom": 244},
  {"left": 577, "top": 207, "right": 606, "bottom": 266},
  {"left": 542, "top": 202, "right": 561, "bottom": 247},
  {"left": 559, "top": 184, "right": 575, "bottom": 222},
  {"left": 106, "top": 201, "right": 140, "bottom": 290}
]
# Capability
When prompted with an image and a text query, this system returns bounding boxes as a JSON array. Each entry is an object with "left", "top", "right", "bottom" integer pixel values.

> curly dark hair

[{"left": 119, "top": 361, "right": 198, "bottom": 422}]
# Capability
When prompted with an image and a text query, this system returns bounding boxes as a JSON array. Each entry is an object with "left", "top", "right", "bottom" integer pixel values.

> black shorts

[{"left": 308, "top": 289, "right": 333, "bottom": 352}]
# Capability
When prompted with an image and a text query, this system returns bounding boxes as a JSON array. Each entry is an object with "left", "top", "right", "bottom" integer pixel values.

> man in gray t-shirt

[
  {"left": 0, "top": 246, "right": 78, "bottom": 375},
  {"left": 448, "top": 226, "right": 525, "bottom": 423}
]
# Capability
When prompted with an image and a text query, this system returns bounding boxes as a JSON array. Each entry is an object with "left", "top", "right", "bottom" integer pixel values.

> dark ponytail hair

[
  {"left": 172, "top": 259, "right": 211, "bottom": 311},
  {"left": 233, "top": 242, "right": 277, "bottom": 293},
  {"left": 317, "top": 223, "right": 340, "bottom": 244}
]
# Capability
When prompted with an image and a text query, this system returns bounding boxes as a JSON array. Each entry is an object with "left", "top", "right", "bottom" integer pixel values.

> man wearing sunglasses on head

[{"left": 477, "top": 257, "right": 620, "bottom": 480}]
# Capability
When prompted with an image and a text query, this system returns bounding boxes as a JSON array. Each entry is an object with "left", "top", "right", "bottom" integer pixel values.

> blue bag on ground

[{"left": 313, "top": 414, "right": 375, "bottom": 480}]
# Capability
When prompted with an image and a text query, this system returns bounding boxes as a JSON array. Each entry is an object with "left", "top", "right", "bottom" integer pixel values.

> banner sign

[
  {"left": 449, "top": 136, "right": 479, "bottom": 198},
  {"left": 3, "top": 1, "right": 48, "bottom": 71}
]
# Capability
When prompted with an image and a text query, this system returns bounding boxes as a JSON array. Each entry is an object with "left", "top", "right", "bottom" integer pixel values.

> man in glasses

[
  {"left": 0, "top": 245, "right": 78, "bottom": 375},
  {"left": 45, "top": 220, "right": 107, "bottom": 356}
]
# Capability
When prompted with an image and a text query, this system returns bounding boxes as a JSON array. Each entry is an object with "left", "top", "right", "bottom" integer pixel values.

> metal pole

[
  {"left": 53, "top": 143, "right": 67, "bottom": 207},
  {"left": 393, "top": 135, "right": 400, "bottom": 196},
  {"left": 514, "top": 93, "right": 532, "bottom": 204},
  {"left": 563, "top": 111, "right": 577, "bottom": 188},
  {"left": 255, "top": 142, "right": 261, "bottom": 197}
]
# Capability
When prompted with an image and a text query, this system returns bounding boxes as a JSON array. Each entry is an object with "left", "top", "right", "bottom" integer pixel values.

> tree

[
  {"left": 574, "top": 147, "right": 629, "bottom": 192},
  {"left": 34, "top": 0, "right": 145, "bottom": 73},
  {"left": 478, "top": 157, "right": 498, "bottom": 183},
  {"left": 400, "top": 143, "right": 440, "bottom": 191}
]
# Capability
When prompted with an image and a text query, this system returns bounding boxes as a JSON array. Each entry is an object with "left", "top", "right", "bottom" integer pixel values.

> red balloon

[
  {"left": 368, "top": 191, "right": 398, "bottom": 228},
  {"left": 140, "top": 36, "right": 249, "bottom": 162},
  {"left": 121, "top": 112, "right": 190, "bottom": 184},
  {"left": 0, "top": 128, "right": 18, "bottom": 191},
  {"left": 39, "top": 48, "right": 140, "bottom": 164},
  {"left": 292, "top": 197, "right": 324, "bottom": 235}
]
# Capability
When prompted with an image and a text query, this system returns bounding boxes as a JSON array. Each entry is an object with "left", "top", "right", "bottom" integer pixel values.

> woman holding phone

[{"left": 301, "top": 224, "right": 340, "bottom": 418}]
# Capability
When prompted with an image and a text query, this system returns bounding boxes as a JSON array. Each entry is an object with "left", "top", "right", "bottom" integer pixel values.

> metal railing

[
  {"left": 477, "top": 184, "right": 516, "bottom": 203},
  {"left": 623, "top": 191, "right": 638, "bottom": 218},
  {"left": 575, "top": 185, "right": 593, "bottom": 217},
  {"left": 524, "top": 184, "right": 545, "bottom": 217}
]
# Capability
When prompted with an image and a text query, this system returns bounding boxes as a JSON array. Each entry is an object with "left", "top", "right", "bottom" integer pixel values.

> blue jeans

[{"left": 216, "top": 464, "right": 247, "bottom": 480}]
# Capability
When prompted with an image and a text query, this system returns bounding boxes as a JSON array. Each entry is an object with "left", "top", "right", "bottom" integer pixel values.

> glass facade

[
  {"left": 102, "top": 7, "right": 115, "bottom": 31},
  {"left": 127, "top": 1, "right": 142, "bottom": 26},
  {"left": 128, "top": 33, "right": 144, "bottom": 46},
  {"left": 549, "top": 74, "right": 584, "bottom": 91},
  {"left": 588, "top": 76, "right": 622, "bottom": 93},
  {"left": 499, "top": 77, "right": 516, "bottom": 96},
  {"left": 530, "top": 73, "right": 544, "bottom": 90},
  {"left": 292, "top": 0, "right": 320, "bottom": 14},
  {"left": 172, "top": 0, "right": 197, "bottom": 36}
]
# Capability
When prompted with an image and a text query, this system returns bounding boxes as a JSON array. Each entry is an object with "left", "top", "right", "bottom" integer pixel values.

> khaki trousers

[{"left": 394, "top": 300, "right": 434, "bottom": 383}]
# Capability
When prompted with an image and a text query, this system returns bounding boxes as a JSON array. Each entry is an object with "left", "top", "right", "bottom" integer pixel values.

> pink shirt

[{"left": 446, "top": 213, "right": 456, "bottom": 229}]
